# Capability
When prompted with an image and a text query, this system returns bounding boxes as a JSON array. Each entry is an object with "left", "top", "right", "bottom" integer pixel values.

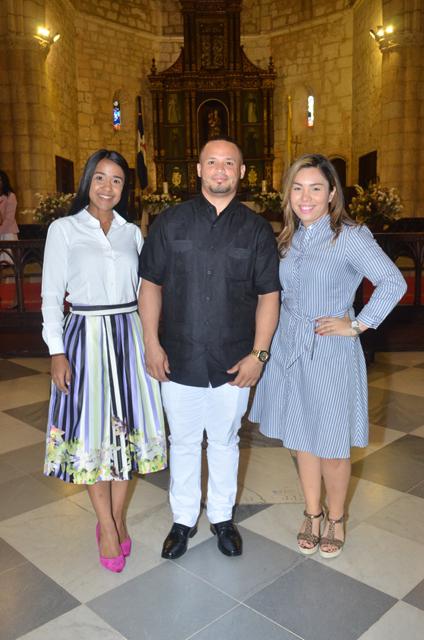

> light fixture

[
  {"left": 34, "top": 25, "right": 61, "bottom": 48},
  {"left": 369, "top": 23, "right": 397, "bottom": 50}
]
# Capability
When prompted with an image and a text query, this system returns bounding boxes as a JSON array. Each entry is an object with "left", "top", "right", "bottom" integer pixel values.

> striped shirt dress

[{"left": 249, "top": 215, "right": 407, "bottom": 458}]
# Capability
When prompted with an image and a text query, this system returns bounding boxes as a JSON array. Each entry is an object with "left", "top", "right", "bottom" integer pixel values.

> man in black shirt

[{"left": 139, "top": 137, "right": 280, "bottom": 559}]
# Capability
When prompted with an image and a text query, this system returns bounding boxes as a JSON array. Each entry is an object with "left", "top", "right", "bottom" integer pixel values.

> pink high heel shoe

[
  {"left": 95, "top": 523, "right": 125, "bottom": 573},
  {"left": 120, "top": 536, "right": 132, "bottom": 558}
]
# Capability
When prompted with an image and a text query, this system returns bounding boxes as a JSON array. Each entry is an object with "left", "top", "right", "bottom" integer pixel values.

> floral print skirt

[{"left": 44, "top": 311, "right": 167, "bottom": 484}]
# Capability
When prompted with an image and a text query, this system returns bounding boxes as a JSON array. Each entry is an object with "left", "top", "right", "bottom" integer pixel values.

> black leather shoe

[
  {"left": 161, "top": 523, "right": 198, "bottom": 559},
  {"left": 210, "top": 520, "right": 242, "bottom": 556}
]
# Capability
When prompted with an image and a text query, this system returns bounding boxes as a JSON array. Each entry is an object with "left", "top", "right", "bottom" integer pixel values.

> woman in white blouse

[{"left": 42, "top": 150, "right": 167, "bottom": 572}]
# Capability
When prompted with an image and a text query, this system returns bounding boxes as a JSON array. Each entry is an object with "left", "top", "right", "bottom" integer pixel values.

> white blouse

[{"left": 41, "top": 208, "right": 143, "bottom": 355}]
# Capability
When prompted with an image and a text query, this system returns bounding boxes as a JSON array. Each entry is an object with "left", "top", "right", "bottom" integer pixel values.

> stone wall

[
  {"left": 243, "top": 3, "right": 353, "bottom": 187},
  {"left": 1, "top": 0, "right": 422, "bottom": 219},
  {"left": 351, "top": 0, "right": 382, "bottom": 183},
  {"left": 45, "top": 0, "right": 79, "bottom": 186}
]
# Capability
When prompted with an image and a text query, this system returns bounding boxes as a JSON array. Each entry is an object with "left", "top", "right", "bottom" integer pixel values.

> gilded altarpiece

[{"left": 148, "top": 0, "right": 276, "bottom": 195}]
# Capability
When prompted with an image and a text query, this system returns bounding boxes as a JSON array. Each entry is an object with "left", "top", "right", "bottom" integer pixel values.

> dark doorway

[
  {"left": 55, "top": 156, "right": 74, "bottom": 193},
  {"left": 358, "top": 151, "right": 377, "bottom": 187},
  {"left": 330, "top": 157, "right": 347, "bottom": 187}
]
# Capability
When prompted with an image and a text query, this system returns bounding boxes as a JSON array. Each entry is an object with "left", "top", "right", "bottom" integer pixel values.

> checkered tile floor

[{"left": 0, "top": 353, "right": 423, "bottom": 640}]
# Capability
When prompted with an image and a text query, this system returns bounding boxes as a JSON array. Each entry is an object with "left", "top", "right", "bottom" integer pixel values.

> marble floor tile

[
  {"left": 0, "top": 498, "right": 165, "bottom": 603},
  {"left": 175, "top": 527, "right": 302, "bottom": 601},
  {"left": 0, "top": 359, "right": 40, "bottom": 381},
  {"left": 358, "top": 601, "right": 424, "bottom": 640},
  {"left": 351, "top": 437, "right": 424, "bottom": 492},
  {"left": 1, "top": 442, "right": 46, "bottom": 475},
  {"left": 0, "top": 562, "right": 80, "bottom": 640},
  {"left": 369, "top": 367, "right": 424, "bottom": 398},
  {"left": 0, "top": 412, "right": 45, "bottom": 454},
  {"left": 237, "top": 447, "right": 303, "bottom": 505},
  {"left": 0, "top": 474, "right": 62, "bottom": 521},
  {"left": 140, "top": 466, "right": 170, "bottom": 491},
  {"left": 409, "top": 480, "right": 424, "bottom": 499},
  {"left": 312, "top": 522, "right": 424, "bottom": 599},
  {"left": 128, "top": 502, "right": 215, "bottom": 556},
  {"left": 239, "top": 417, "right": 283, "bottom": 448},
  {"left": 350, "top": 423, "right": 404, "bottom": 463},
  {"left": 246, "top": 559, "right": 396, "bottom": 640},
  {"left": 368, "top": 387, "right": 424, "bottom": 431},
  {"left": 0, "top": 374, "right": 50, "bottom": 411},
  {"left": 403, "top": 579, "right": 424, "bottom": 612},
  {"left": 221, "top": 503, "right": 305, "bottom": 555},
  {"left": 190, "top": 604, "right": 300, "bottom": 639},
  {"left": 34, "top": 473, "right": 86, "bottom": 498},
  {"left": 18, "top": 605, "right": 127, "bottom": 640},
  {"left": 68, "top": 476, "right": 168, "bottom": 518},
  {"left": 366, "top": 361, "right": 407, "bottom": 383},
  {"left": 1, "top": 353, "right": 423, "bottom": 640},
  {"left": 0, "top": 537, "right": 29, "bottom": 574},
  {"left": 5, "top": 400, "right": 49, "bottom": 432},
  {"left": 0, "top": 459, "right": 23, "bottom": 485},
  {"left": 234, "top": 503, "right": 274, "bottom": 523},
  {"left": 411, "top": 425, "right": 424, "bottom": 438},
  {"left": 9, "top": 357, "right": 51, "bottom": 373},
  {"left": 375, "top": 352, "right": 424, "bottom": 367},
  {"left": 365, "top": 493, "right": 424, "bottom": 546},
  {"left": 88, "top": 562, "right": 237, "bottom": 640},
  {"left": 344, "top": 477, "right": 404, "bottom": 530}
]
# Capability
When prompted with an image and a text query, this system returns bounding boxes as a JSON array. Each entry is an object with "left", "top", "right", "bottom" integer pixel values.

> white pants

[{"left": 161, "top": 381, "right": 250, "bottom": 527}]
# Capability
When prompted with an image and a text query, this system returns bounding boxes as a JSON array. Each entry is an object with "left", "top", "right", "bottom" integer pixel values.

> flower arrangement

[
  {"left": 141, "top": 193, "right": 181, "bottom": 215},
  {"left": 252, "top": 190, "right": 283, "bottom": 214},
  {"left": 22, "top": 192, "right": 75, "bottom": 226},
  {"left": 348, "top": 183, "right": 403, "bottom": 231}
]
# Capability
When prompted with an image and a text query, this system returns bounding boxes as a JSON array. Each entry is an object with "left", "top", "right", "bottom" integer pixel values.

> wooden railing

[{"left": 0, "top": 232, "right": 423, "bottom": 356}]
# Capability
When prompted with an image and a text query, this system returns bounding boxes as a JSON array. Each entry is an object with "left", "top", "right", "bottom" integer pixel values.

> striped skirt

[{"left": 44, "top": 311, "right": 167, "bottom": 484}]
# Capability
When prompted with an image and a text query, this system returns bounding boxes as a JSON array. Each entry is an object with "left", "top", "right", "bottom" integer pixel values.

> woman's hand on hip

[
  {"left": 315, "top": 313, "right": 353, "bottom": 337},
  {"left": 51, "top": 354, "right": 71, "bottom": 394}
]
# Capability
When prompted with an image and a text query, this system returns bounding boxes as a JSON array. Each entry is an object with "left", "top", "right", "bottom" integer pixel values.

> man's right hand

[
  {"left": 51, "top": 354, "right": 71, "bottom": 394},
  {"left": 145, "top": 343, "right": 171, "bottom": 381}
]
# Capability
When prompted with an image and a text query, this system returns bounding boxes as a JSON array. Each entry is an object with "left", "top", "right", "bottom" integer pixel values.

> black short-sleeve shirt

[{"left": 139, "top": 195, "right": 280, "bottom": 387}]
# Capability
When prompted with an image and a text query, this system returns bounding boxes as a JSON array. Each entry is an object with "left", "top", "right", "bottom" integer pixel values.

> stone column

[
  {"left": 379, "top": 0, "right": 424, "bottom": 217},
  {"left": 0, "top": 0, "right": 55, "bottom": 219}
]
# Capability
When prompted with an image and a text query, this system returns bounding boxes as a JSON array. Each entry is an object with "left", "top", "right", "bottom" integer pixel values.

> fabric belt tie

[
  {"left": 70, "top": 300, "right": 138, "bottom": 317},
  {"left": 283, "top": 301, "right": 354, "bottom": 369}
]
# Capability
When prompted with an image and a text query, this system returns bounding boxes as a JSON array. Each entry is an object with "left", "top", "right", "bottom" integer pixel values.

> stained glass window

[{"left": 307, "top": 96, "right": 314, "bottom": 127}]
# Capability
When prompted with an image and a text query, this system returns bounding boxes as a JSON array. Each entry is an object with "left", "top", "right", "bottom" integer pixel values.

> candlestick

[
  {"left": 163, "top": 181, "right": 168, "bottom": 194},
  {"left": 261, "top": 180, "right": 267, "bottom": 194}
]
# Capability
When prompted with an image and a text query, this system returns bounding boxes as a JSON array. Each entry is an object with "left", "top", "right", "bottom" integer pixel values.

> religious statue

[
  {"left": 247, "top": 165, "right": 258, "bottom": 187},
  {"left": 167, "top": 94, "right": 181, "bottom": 123},
  {"left": 207, "top": 109, "right": 221, "bottom": 138},
  {"left": 171, "top": 166, "right": 183, "bottom": 188},
  {"left": 246, "top": 95, "right": 259, "bottom": 123}
]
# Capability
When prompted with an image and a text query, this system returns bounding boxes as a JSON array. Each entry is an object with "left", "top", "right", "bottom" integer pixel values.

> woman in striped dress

[
  {"left": 250, "top": 154, "right": 406, "bottom": 558},
  {"left": 42, "top": 149, "right": 167, "bottom": 572}
]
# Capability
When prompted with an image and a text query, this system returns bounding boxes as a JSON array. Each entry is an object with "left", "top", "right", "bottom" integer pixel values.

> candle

[
  {"left": 261, "top": 180, "right": 267, "bottom": 194},
  {"left": 163, "top": 181, "right": 168, "bottom": 194}
]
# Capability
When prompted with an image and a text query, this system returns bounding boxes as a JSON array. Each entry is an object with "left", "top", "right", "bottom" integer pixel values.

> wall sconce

[
  {"left": 369, "top": 24, "right": 396, "bottom": 50},
  {"left": 34, "top": 26, "right": 61, "bottom": 48}
]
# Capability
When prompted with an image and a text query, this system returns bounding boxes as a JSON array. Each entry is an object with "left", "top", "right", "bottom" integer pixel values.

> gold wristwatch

[{"left": 251, "top": 349, "right": 270, "bottom": 363}]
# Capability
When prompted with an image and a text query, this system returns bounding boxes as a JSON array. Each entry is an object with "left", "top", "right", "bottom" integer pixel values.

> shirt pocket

[{"left": 226, "top": 247, "right": 252, "bottom": 281}]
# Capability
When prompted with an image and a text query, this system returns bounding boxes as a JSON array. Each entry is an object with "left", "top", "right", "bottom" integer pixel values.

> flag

[{"left": 137, "top": 96, "right": 148, "bottom": 189}]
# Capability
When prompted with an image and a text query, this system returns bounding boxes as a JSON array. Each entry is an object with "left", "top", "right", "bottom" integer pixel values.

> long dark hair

[
  {"left": 277, "top": 153, "right": 354, "bottom": 256},
  {"left": 0, "top": 170, "right": 15, "bottom": 196},
  {"left": 68, "top": 149, "right": 130, "bottom": 218}
]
